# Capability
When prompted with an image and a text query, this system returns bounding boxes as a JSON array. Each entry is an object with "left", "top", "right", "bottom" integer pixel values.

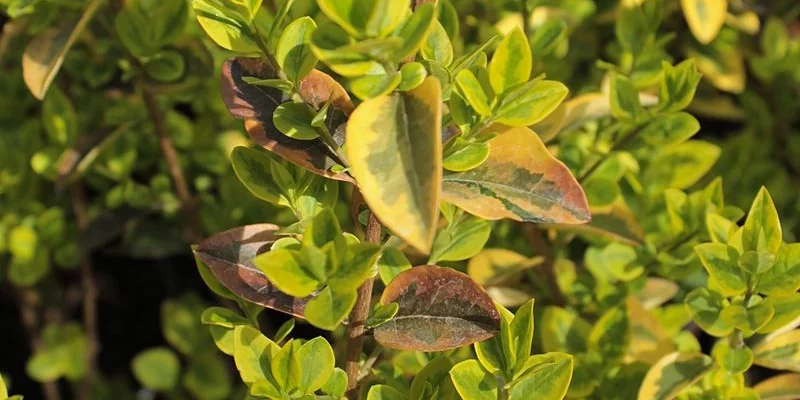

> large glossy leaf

[
  {"left": 221, "top": 57, "right": 352, "bottom": 182},
  {"left": 442, "top": 126, "right": 590, "bottom": 224},
  {"left": 347, "top": 77, "right": 442, "bottom": 253},
  {"left": 22, "top": 0, "right": 103, "bottom": 99},
  {"left": 194, "top": 224, "right": 310, "bottom": 318},
  {"left": 637, "top": 352, "right": 713, "bottom": 400},
  {"left": 373, "top": 265, "right": 501, "bottom": 351}
]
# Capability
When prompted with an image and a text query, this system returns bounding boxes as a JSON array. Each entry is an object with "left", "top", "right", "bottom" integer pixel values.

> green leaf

[
  {"left": 450, "top": 360, "right": 498, "bottom": 400},
  {"left": 488, "top": 28, "right": 531, "bottom": 94},
  {"left": 615, "top": 4, "right": 651, "bottom": 56},
  {"left": 753, "top": 330, "right": 800, "bottom": 372},
  {"left": 304, "top": 287, "right": 357, "bottom": 330},
  {"left": 694, "top": 243, "right": 747, "bottom": 296},
  {"left": 455, "top": 69, "right": 492, "bottom": 116},
  {"left": 321, "top": 367, "right": 348, "bottom": 398},
  {"left": 294, "top": 337, "right": 335, "bottom": 394},
  {"left": 429, "top": 214, "right": 491, "bottom": 264},
  {"left": 143, "top": 50, "right": 186, "bottom": 82},
  {"left": 367, "top": 385, "right": 406, "bottom": 400},
  {"left": 643, "top": 140, "right": 721, "bottom": 191},
  {"left": 254, "top": 248, "right": 322, "bottom": 298},
  {"left": 509, "top": 299, "right": 535, "bottom": 373},
  {"left": 609, "top": 73, "right": 643, "bottom": 121},
  {"left": 315, "top": 0, "right": 367, "bottom": 37},
  {"left": 346, "top": 77, "right": 442, "bottom": 253},
  {"left": 585, "top": 242, "right": 643, "bottom": 282},
  {"left": 232, "top": 325, "right": 275, "bottom": 384},
  {"left": 192, "top": 0, "right": 267, "bottom": 53},
  {"left": 722, "top": 296, "right": 775, "bottom": 336},
  {"left": 494, "top": 80, "right": 569, "bottom": 127},
  {"left": 442, "top": 126, "right": 590, "bottom": 224},
  {"left": 685, "top": 288, "right": 733, "bottom": 337},
  {"left": 410, "top": 356, "right": 457, "bottom": 399},
  {"left": 273, "top": 319, "right": 295, "bottom": 343},
  {"left": 757, "top": 244, "right": 800, "bottom": 296},
  {"left": 658, "top": 60, "right": 702, "bottom": 113},
  {"left": 398, "top": 62, "right": 427, "bottom": 91},
  {"left": 530, "top": 19, "right": 567, "bottom": 56},
  {"left": 540, "top": 306, "right": 591, "bottom": 353},
  {"left": 22, "top": 0, "right": 103, "bottom": 99},
  {"left": 373, "top": 266, "right": 501, "bottom": 351},
  {"left": 393, "top": 3, "right": 436, "bottom": 61},
  {"left": 508, "top": 353, "right": 573, "bottom": 400},
  {"left": 201, "top": 307, "right": 250, "bottom": 328},
  {"left": 681, "top": 0, "right": 727, "bottom": 44},
  {"left": 303, "top": 208, "right": 342, "bottom": 248},
  {"left": 378, "top": 247, "right": 412, "bottom": 285},
  {"left": 349, "top": 71, "right": 402, "bottom": 100},
  {"left": 42, "top": 87, "right": 77, "bottom": 146},
  {"left": 115, "top": 0, "right": 188, "bottom": 57},
  {"left": 271, "top": 340, "right": 303, "bottom": 390},
  {"left": 273, "top": 102, "right": 320, "bottom": 141},
  {"left": 184, "top": 352, "right": 232, "bottom": 400},
  {"left": 422, "top": 20, "right": 454, "bottom": 66},
  {"left": 231, "top": 147, "right": 284, "bottom": 204},
  {"left": 475, "top": 305, "right": 514, "bottom": 375},
  {"left": 637, "top": 352, "right": 713, "bottom": 400},
  {"left": 443, "top": 138, "right": 491, "bottom": 172},
  {"left": 762, "top": 17, "right": 788, "bottom": 59},
  {"left": 132, "top": 347, "right": 181, "bottom": 391},
  {"left": 712, "top": 341, "right": 753, "bottom": 374},
  {"left": 26, "top": 323, "right": 87, "bottom": 382},
  {"left": 640, "top": 112, "right": 700, "bottom": 147},
  {"left": 589, "top": 307, "right": 630, "bottom": 364},
  {"left": 738, "top": 250, "right": 777, "bottom": 275},
  {"left": 367, "top": 302, "right": 399, "bottom": 328},
  {"left": 277, "top": 17, "right": 318, "bottom": 84},
  {"left": 742, "top": 187, "right": 782, "bottom": 254},
  {"left": 759, "top": 293, "right": 800, "bottom": 333}
]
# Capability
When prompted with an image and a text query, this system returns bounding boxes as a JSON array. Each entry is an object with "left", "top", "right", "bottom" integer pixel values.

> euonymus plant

[{"left": 1, "top": 0, "right": 799, "bottom": 399}]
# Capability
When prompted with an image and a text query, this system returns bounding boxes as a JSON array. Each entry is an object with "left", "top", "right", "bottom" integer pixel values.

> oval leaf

[
  {"left": 442, "top": 126, "right": 590, "bottom": 224},
  {"left": 373, "top": 265, "right": 501, "bottom": 351},
  {"left": 638, "top": 352, "right": 713, "bottom": 400},
  {"left": 754, "top": 373, "right": 800, "bottom": 400},
  {"left": 195, "top": 224, "right": 310, "bottom": 318},
  {"left": 681, "top": 0, "right": 728, "bottom": 45},
  {"left": 753, "top": 330, "right": 800, "bottom": 372},
  {"left": 347, "top": 77, "right": 442, "bottom": 253}
]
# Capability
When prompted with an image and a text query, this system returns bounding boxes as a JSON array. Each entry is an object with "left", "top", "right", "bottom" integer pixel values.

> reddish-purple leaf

[
  {"left": 373, "top": 265, "right": 501, "bottom": 351},
  {"left": 221, "top": 57, "right": 353, "bottom": 182},
  {"left": 194, "top": 224, "right": 309, "bottom": 318}
]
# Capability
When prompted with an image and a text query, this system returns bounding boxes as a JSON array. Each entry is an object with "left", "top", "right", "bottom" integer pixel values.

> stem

[
  {"left": 71, "top": 184, "right": 98, "bottom": 400},
  {"left": 357, "top": 346, "right": 384, "bottom": 380},
  {"left": 15, "top": 289, "right": 62, "bottom": 400},
  {"left": 577, "top": 122, "right": 637, "bottom": 183},
  {"left": 521, "top": 0, "right": 532, "bottom": 38},
  {"left": 140, "top": 87, "right": 204, "bottom": 243},
  {"left": 521, "top": 224, "right": 565, "bottom": 306},
  {"left": 730, "top": 291, "right": 753, "bottom": 350},
  {"left": 345, "top": 213, "right": 382, "bottom": 399}
]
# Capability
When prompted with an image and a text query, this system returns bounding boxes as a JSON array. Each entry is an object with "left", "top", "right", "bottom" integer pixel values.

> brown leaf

[
  {"left": 221, "top": 58, "right": 353, "bottom": 182},
  {"left": 195, "top": 224, "right": 309, "bottom": 317},
  {"left": 297, "top": 69, "right": 354, "bottom": 114},
  {"left": 373, "top": 265, "right": 500, "bottom": 351}
]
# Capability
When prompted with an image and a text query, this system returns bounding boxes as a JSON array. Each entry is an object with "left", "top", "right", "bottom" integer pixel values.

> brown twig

[
  {"left": 71, "top": 184, "right": 98, "bottom": 400},
  {"left": 16, "top": 289, "right": 62, "bottom": 400},
  {"left": 521, "top": 224, "right": 565, "bottom": 306},
  {"left": 345, "top": 213, "right": 382, "bottom": 399},
  {"left": 140, "top": 87, "right": 204, "bottom": 243}
]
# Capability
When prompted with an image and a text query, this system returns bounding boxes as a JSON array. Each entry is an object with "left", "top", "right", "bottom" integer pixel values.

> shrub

[{"left": 1, "top": 0, "right": 799, "bottom": 399}]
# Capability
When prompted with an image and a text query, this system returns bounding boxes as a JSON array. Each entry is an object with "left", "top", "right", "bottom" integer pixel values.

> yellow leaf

[
  {"left": 638, "top": 352, "right": 713, "bottom": 400},
  {"left": 347, "top": 77, "right": 442, "bottom": 253},
  {"left": 681, "top": 0, "right": 728, "bottom": 45},
  {"left": 754, "top": 373, "right": 800, "bottom": 400}
]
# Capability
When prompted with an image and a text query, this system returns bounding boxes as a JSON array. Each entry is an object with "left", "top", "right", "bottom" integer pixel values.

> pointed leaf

[
  {"left": 753, "top": 330, "right": 800, "bottom": 372},
  {"left": 195, "top": 224, "right": 310, "bottom": 318},
  {"left": 684, "top": 288, "right": 733, "bottom": 337},
  {"left": 681, "top": 0, "right": 728, "bottom": 44},
  {"left": 450, "top": 360, "right": 498, "bottom": 400},
  {"left": 694, "top": 243, "right": 746, "bottom": 296},
  {"left": 508, "top": 353, "right": 573, "bottom": 400},
  {"left": 754, "top": 373, "right": 800, "bottom": 400},
  {"left": 373, "top": 265, "right": 501, "bottom": 351},
  {"left": 347, "top": 77, "right": 442, "bottom": 253},
  {"left": 441, "top": 126, "right": 590, "bottom": 224},
  {"left": 488, "top": 28, "right": 531, "bottom": 94},
  {"left": 742, "top": 187, "right": 782, "bottom": 254},
  {"left": 757, "top": 244, "right": 800, "bottom": 296}
]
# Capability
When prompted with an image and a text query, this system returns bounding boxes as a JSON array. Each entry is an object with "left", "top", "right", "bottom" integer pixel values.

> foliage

[{"left": 1, "top": 0, "right": 799, "bottom": 399}]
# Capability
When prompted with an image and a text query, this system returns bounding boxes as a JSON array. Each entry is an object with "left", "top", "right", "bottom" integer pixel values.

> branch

[
  {"left": 345, "top": 213, "right": 382, "bottom": 399},
  {"left": 521, "top": 224, "right": 565, "bottom": 306},
  {"left": 140, "top": 87, "right": 204, "bottom": 243},
  {"left": 71, "top": 184, "right": 98, "bottom": 400}
]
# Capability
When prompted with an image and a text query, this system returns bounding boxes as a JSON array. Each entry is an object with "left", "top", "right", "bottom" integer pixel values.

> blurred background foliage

[{"left": 0, "top": 0, "right": 798, "bottom": 399}]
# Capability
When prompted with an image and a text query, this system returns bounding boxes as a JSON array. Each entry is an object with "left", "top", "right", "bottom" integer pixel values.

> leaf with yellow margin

[
  {"left": 637, "top": 352, "right": 713, "bottom": 400},
  {"left": 754, "top": 373, "right": 800, "bottom": 400},
  {"left": 442, "top": 126, "right": 589, "bottom": 224},
  {"left": 347, "top": 77, "right": 442, "bottom": 253},
  {"left": 680, "top": 0, "right": 728, "bottom": 45}
]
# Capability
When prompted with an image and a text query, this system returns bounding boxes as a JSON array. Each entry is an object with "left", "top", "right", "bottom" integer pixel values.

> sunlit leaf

[
  {"left": 442, "top": 126, "right": 590, "bottom": 224},
  {"left": 680, "top": 0, "right": 728, "bottom": 44},
  {"left": 754, "top": 373, "right": 800, "bottom": 400},
  {"left": 195, "top": 224, "right": 310, "bottom": 318},
  {"left": 373, "top": 265, "right": 501, "bottom": 351},
  {"left": 753, "top": 330, "right": 800, "bottom": 372},
  {"left": 637, "top": 352, "right": 713, "bottom": 400},
  {"left": 347, "top": 77, "right": 442, "bottom": 253}
]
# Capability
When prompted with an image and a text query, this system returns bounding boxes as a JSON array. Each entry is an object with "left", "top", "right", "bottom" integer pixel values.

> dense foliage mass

[{"left": 1, "top": 0, "right": 799, "bottom": 399}]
